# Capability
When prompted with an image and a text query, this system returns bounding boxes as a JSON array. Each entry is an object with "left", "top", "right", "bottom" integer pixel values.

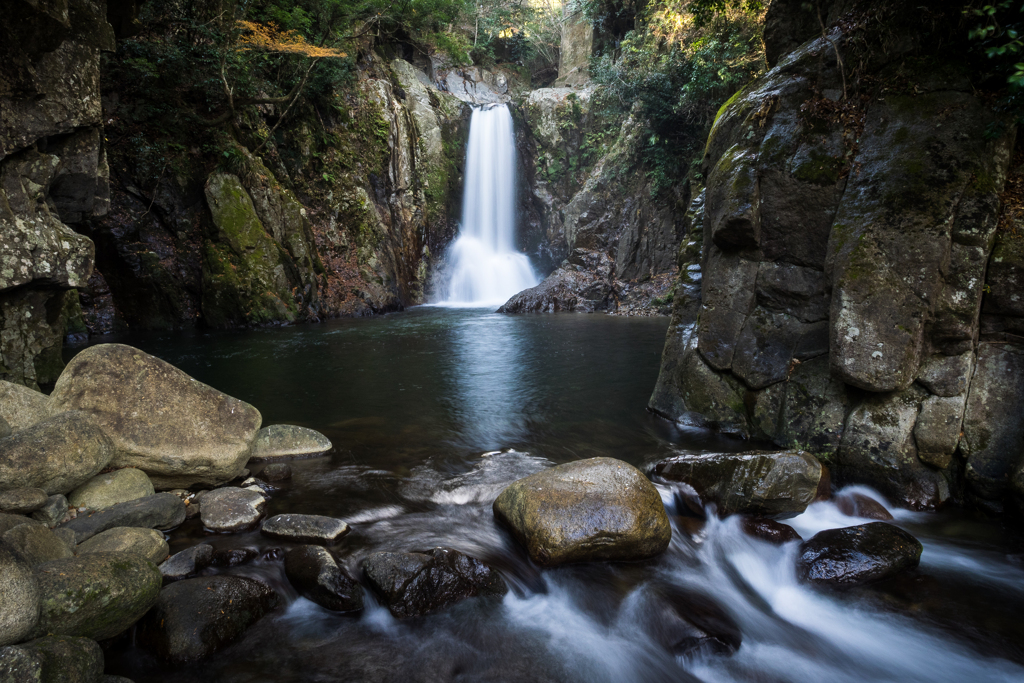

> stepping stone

[
  {"left": 261, "top": 514, "right": 349, "bottom": 544},
  {"left": 200, "top": 487, "right": 266, "bottom": 532}
]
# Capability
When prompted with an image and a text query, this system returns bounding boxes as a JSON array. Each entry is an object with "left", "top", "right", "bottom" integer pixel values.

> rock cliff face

[
  {"left": 0, "top": 0, "right": 114, "bottom": 389},
  {"left": 650, "top": 0, "right": 1024, "bottom": 512}
]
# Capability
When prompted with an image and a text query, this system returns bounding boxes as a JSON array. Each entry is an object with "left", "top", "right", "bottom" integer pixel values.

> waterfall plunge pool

[{"left": 72, "top": 308, "right": 1024, "bottom": 682}]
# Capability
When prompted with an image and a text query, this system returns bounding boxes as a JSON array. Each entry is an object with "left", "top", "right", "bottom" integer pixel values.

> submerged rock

[
  {"left": 32, "top": 552, "right": 162, "bottom": 640},
  {"left": 0, "top": 380, "right": 52, "bottom": 432},
  {"left": 77, "top": 527, "right": 169, "bottom": 564},
  {"left": 200, "top": 487, "right": 266, "bottom": 532},
  {"left": 796, "top": 522, "right": 922, "bottom": 587},
  {"left": 0, "top": 487, "right": 48, "bottom": 514},
  {"left": 68, "top": 468, "right": 155, "bottom": 511},
  {"left": 284, "top": 545, "right": 363, "bottom": 613},
  {"left": 834, "top": 492, "right": 893, "bottom": 521},
  {"left": 653, "top": 450, "right": 822, "bottom": 517},
  {"left": 640, "top": 584, "right": 742, "bottom": 658},
  {"left": 159, "top": 543, "right": 214, "bottom": 583},
  {"left": 261, "top": 463, "right": 292, "bottom": 481},
  {"left": 138, "top": 575, "right": 279, "bottom": 663},
  {"left": 363, "top": 547, "right": 506, "bottom": 619},
  {"left": 0, "top": 538, "right": 39, "bottom": 646},
  {"left": 59, "top": 493, "right": 186, "bottom": 544},
  {"left": 739, "top": 517, "right": 802, "bottom": 544},
  {"left": 493, "top": 457, "right": 671, "bottom": 566},
  {"left": 49, "top": 344, "right": 262, "bottom": 489},
  {"left": 210, "top": 546, "right": 260, "bottom": 567},
  {"left": 0, "top": 412, "right": 112, "bottom": 495},
  {"left": 1, "top": 524, "right": 73, "bottom": 566},
  {"left": 0, "top": 635, "right": 104, "bottom": 683},
  {"left": 261, "top": 513, "right": 348, "bottom": 544},
  {"left": 249, "top": 424, "right": 331, "bottom": 461}
]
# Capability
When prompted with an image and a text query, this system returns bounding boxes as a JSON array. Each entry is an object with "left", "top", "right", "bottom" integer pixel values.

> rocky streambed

[{"left": 1, "top": 309, "right": 1023, "bottom": 682}]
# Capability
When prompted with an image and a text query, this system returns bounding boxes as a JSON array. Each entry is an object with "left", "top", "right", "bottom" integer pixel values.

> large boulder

[
  {"left": 0, "top": 635, "right": 104, "bottom": 683},
  {"left": 249, "top": 424, "right": 331, "bottom": 461},
  {"left": 77, "top": 527, "right": 169, "bottom": 564},
  {"left": 652, "top": 450, "right": 822, "bottom": 517},
  {"left": 261, "top": 514, "right": 349, "bottom": 545},
  {"left": 32, "top": 552, "right": 161, "bottom": 640},
  {"left": 0, "top": 411, "right": 112, "bottom": 494},
  {"left": 68, "top": 468, "right": 154, "bottom": 510},
  {"left": 138, "top": 575, "right": 279, "bottom": 663},
  {"left": 0, "top": 380, "right": 51, "bottom": 432},
  {"left": 493, "top": 457, "right": 671, "bottom": 565},
  {"left": 284, "top": 545, "right": 363, "bottom": 613},
  {"left": 0, "top": 538, "right": 39, "bottom": 646},
  {"left": 796, "top": 522, "right": 923, "bottom": 587},
  {"left": 199, "top": 487, "right": 265, "bottom": 532},
  {"left": 1, "top": 524, "right": 72, "bottom": 566},
  {"left": 362, "top": 547, "right": 506, "bottom": 619},
  {"left": 49, "top": 344, "right": 262, "bottom": 489},
  {"left": 58, "top": 493, "right": 185, "bottom": 544},
  {"left": 0, "top": 513, "right": 43, "bottom": 535},
  {"left": 0, "top": 488, "right": 48, "bottom": 514}
]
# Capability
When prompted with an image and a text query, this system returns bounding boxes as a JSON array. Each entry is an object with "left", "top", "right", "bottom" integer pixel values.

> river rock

[
  {"left": 0, "top": 488, "right": 48, "bottom": 514},
  {"left": 0, "top": 412, "right": 112, "bottom": 495},
  {"left": 32, "top": 553, "right": 162, "bottom": 640},
  {"left": 249, "top": 424, "right": 331, "bottom": 461},
  {"left": 260, "top": 463, "right": 292, "bottom": 481},
  {"left": 210, "top": 546, "right": 259, "bottom": 567},
  {"left": 284, "top": 545, "right": 363, "bottom": 613},
  {"left": 641, "top": 584, "right": 742, "bottom": 657},
  {"left": 739, "top": 517, "right": 802, "bottom": 544},
  {"left": 158, "top": 543, "right": 213, "bottom": 583},
  {"left": 834, "top": 492, "right": 893, "bottom": 521},
  {"left": 0, "top": 513, "right": 43, "bottom": 535},
  {"left": 52, "top": 528, "right": 77, "bottom": 553},
  {"left": 48, "top": 344, "right": 263, "bottom": 488},
  {"left": 363, "top": 547, "right": 506, "bottom": 619},
  {"left": 77, "top": 527, "right": 169, "bottom": 564},
  {"left": 31, "top": 495, "right": 68, "bottom": 527},
  {"left": 68, "top": 468, "right": 155, "bottom": 511},
  {"left": 796, "top": 522, "right": 923, "bottom": 587},
  {"left": 0, "top": 538, "right": 39, "bottom": 646},
  {"left": 493, "top": 457, "right": 671, "bottom": 566},
  {"left": 0, "top": 635, "right": 104, "bottom": 683},
  {"left": 1, "top": 524, "right": 73, "bottom": 566},
  {"left": 0, "top": 416, "right": 8, "bottom": 439},
  {"left": 261, "top": 513, "right": 348, "bottom": 544},
  {"left": 200, "top": 487, "right": 266, "bottom": 532},
  {"left": 0, "top": 380, "right": 52, "bottom": 432},
  {"left": 652, "top": 450, "right": 822, "bottom": 517},
  {"left": 59, "top": 493, "right": 186, "bottom": 544},
  {"left": 138, "top": 575, "right": 279, "bottom": 663}
]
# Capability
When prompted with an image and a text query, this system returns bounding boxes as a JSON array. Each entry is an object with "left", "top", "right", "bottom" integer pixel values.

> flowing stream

[
  {"left": 81, "top": 309, "right": 1024, "bottom": 682},
  {"left": 439, "top": 105, "right": 538, "bottom": 306}
]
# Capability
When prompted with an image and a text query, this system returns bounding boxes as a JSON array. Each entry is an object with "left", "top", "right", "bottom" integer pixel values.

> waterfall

[{"left": 439, "top": 105, "right": 538, "bottom": 306}]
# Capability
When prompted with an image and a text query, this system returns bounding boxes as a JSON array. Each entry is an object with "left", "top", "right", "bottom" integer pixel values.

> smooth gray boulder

[
  {"left": 32, "top": 552, "right": 162, "bottom": 640},
  {"left": 0, "top": 488, "right": 48, "bottom": 514},
  {"left": 0, "top": 635, "right": 104, "bottom": 683},
  {"left": 138, "top": 576, "right": 279, "bottom": 663},
  {"left": 249, "top": 424, "right": 331, "bottom": 461},
  {"left": 0, "top": 412, "right": 112, "bottom": 495},
  {"left": 0, "top": 538, "right": 39, "bottom": 646},
  {"left": 261, "top": 514, "right": 349, "bottom": 545},
  {"left": 362, "top": 547, "right": 505, "bottom": 619},
  {"left": 68, "top": 468, "right": 154, "bottom": 511},
  {"left": 1, "top": 524, "right": 73, "bottom": 566},
  {"left": 284, "top": 545, "right": 363, "bottom": 613},
  {"left": 653, "top": 450, "right": 823, "bottom": 517},
  {"left": 0, "top": 380, "right": 51, "bottom": 432},
  {"left": 796, "top": 522, "right": 923, "bottom": 587},
  {"left": 49, "top": 344, "right": 262, "bottom": 489},
  {"left": 77, "top": 527, "right": 169, "bottom": 564},
  {"left": 493, "top": 457, "right": 671, "bottom": 566},
  {"left": 31, "top": 495, "right": 67, "bottom": 527},
  {"left": 159, "top": 543, "right": 213, "bottom": 583},
  {"left": 200, "top": 487, "right": 266, "bottom": 532},
  {"left": 58, "top": 493, "right": 186, "bottom": 544}
]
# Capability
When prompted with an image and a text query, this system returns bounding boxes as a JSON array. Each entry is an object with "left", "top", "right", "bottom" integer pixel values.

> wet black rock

[
  {"left": 740, "top": 517, "right": 802, "bottom": 545},
  {"left": 363, "top": 547, "right": 507, "bottom": 619},
  {"left": 58, "top": 493, "right": 186, "bottom": 544},
  {"left": 210, "top": 546, "right": 260, "bottom": 567},
  {"left": 0, "top": 635, "right": 104, "bottom": 683},
  {"left": 159, "top": 543, "right": 214, "bottom": 583},
  {"left": 639, "top": 584, "right": 742, "bottom": 658},
  {"left": 261, "top": 513, "right": 349, "bottom": 545},
  {"left": 834, "top": 492, "right": 894, "bottom": 521},
  {"left": 796, "top": 522, "right": 923, "bottom": 587},
  {"left": 284, "top": 545, "right": 363, "bottom": 613},
  {"left": 138, "top": 575, "right": 280, "bottom": 663}
]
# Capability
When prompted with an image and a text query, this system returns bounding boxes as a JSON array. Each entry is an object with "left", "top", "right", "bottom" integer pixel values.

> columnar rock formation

[{"left": 651, "top": 0, "right": 1024, "bottom": 512}]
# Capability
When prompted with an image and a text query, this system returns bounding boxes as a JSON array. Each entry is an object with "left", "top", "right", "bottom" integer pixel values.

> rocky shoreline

[{"left": 1, "top": 343, "right": 926, "bottom": 679}]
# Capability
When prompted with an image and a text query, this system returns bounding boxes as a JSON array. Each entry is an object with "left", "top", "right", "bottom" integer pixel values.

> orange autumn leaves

[{"left": 235, "top": 20, "right": 347, "bottom": 58}]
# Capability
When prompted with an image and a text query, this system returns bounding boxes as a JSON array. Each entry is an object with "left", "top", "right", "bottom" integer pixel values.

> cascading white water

[{"left": 440, "top": 104, "right": 538, "bottom": 306}]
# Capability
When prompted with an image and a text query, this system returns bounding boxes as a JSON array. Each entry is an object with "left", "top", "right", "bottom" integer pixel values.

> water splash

[{"left": 439, "top": 105, "right": 538, "bottom": 306}]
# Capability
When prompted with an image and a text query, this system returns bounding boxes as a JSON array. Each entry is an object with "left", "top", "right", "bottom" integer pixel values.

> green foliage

[{"left": 968, "top": 1, "right": 1024, "bottom": 85}]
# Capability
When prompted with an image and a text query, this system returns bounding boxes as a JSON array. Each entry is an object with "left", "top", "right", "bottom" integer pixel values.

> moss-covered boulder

[
  {"left": 32, "top": 552, "right": 162, "bottom": 640},
  {"left": 0, "top": 411, "right": 112, "bottom": 495},
  {"left": 49, "top": 344, "right": 262, "bottom": 489},
  {"left": 77, "top": 527, "right": 169, "bottom": 564},
  {"left": 68, "top": 468, "right": 154, "bottom": 510},
  {"left": 493, "top": 457, "right": 671, "bottom": 566}
]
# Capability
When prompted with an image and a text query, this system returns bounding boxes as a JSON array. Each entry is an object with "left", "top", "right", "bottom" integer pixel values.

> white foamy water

[{"left": 438, "top": 105, "right": 538, "bottom": 306}]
